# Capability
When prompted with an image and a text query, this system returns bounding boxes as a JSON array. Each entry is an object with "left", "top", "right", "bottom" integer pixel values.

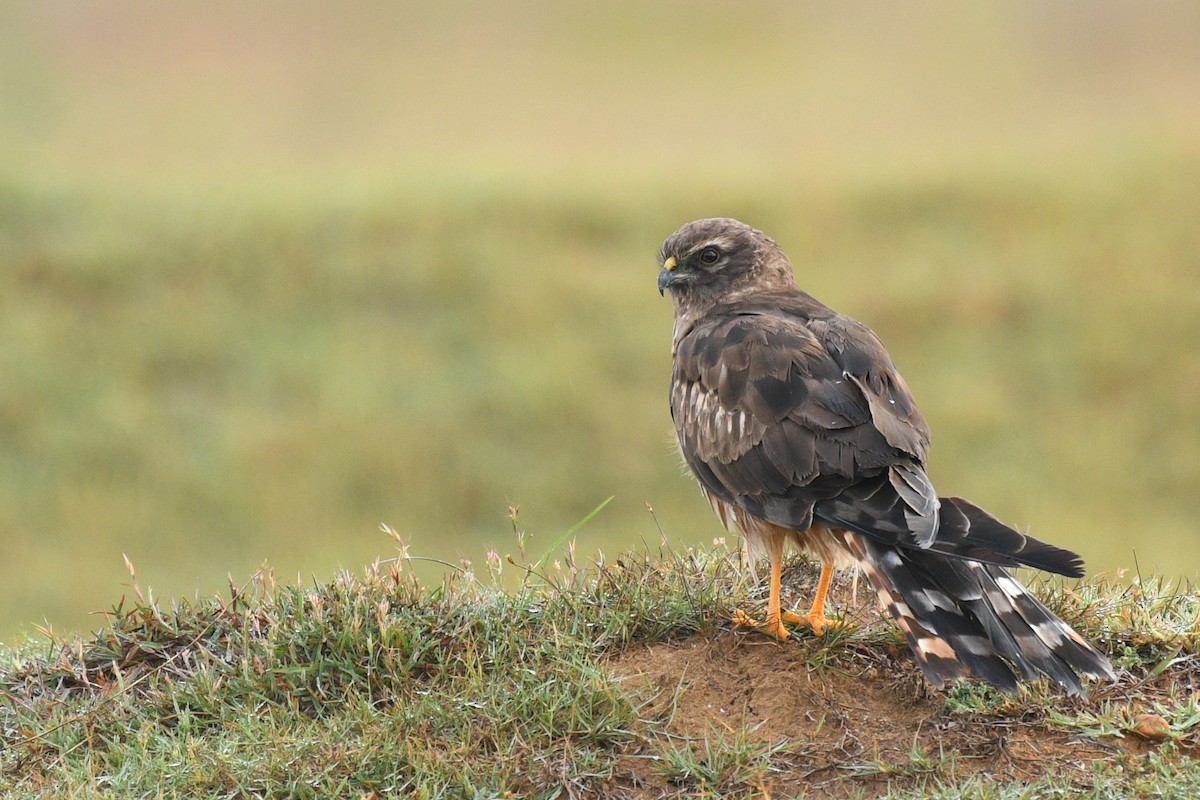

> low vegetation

[
  {"left": 2, "top": 536, "right": 1197, "bottom": 798},
  {"left": 3, "top": 8, "right": 1197, "bottom": 796},
  {"left": 3, "top": 153, "right": 1200, "bottom": 639}
]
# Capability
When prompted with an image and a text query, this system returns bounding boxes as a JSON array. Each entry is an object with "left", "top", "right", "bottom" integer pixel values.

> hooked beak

[{"left": 657, "top": 256, "right": 679, "bottom": 296}]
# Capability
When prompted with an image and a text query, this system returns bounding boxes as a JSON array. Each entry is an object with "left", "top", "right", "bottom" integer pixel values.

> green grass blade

[{"left": 535, "top": 495, "right": 614, "bottom": 570}]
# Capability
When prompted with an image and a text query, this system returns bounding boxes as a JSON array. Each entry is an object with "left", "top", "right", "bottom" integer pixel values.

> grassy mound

[{"left": 2, "top": 544, "right": 1197, "bottom": 798}]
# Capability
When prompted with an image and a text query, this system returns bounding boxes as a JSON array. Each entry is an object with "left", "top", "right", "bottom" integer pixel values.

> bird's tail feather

[
  {"left": 928, "top": 497, "right": 1085, "bottom": 578},
  {"left": 842, "top": 532, "right": 1114, "bottom": 694},
  {"left": 815, "top": 481, "right": 1086, "bottom": 577}
]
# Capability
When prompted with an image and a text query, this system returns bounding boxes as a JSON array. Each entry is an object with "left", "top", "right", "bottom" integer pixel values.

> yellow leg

[
  {"left": 781, "top": 561, "right": 844, "bottom": 635},
  {"left": 732, "top": 540, "right": 791, "bottom": 640},
  {"left": 734, "top": 557, "right": 851, "bottom": 638}
]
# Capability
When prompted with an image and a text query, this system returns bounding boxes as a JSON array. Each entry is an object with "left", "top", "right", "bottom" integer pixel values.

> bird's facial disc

[{"left": 657, "top": 241, "right": 732, "bottom": 295}]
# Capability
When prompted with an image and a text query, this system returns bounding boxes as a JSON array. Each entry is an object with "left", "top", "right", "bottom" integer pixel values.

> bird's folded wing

[{"left": 670, "top": 302, "right": 938, "bottom": 540}]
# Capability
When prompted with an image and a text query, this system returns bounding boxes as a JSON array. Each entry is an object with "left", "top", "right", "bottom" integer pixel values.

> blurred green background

[{"left": 1, "top": 2, "right": 1198, "bottom": 641}]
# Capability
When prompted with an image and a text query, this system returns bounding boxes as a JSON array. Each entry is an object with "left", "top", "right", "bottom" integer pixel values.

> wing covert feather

[{"left": 670, "top": 306, "right": 937, "bottom": 539}]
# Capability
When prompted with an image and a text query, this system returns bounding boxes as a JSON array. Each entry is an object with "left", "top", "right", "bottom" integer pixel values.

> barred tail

[{"left": 842, "top": 532, "right": 1115, "bottom": 695}]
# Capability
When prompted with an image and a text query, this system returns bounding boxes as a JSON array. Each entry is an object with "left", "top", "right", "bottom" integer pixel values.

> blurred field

[{"left": 1, "top": 2, "right": 1198, "bottom": 640}]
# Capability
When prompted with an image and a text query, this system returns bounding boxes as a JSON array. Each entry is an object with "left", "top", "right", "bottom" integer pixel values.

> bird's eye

[{"left": 699, "top": 247, "right": 721, "bottom": 265}]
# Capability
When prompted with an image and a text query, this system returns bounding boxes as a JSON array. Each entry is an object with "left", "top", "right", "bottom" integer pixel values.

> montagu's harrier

[{"left": 658, "top": 217, "right": 1114, "bottom": 694}]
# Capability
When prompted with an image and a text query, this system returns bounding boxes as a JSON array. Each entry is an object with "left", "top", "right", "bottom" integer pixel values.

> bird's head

[{"left": 657, "top": 218, "right": 794, "bottom": 306}]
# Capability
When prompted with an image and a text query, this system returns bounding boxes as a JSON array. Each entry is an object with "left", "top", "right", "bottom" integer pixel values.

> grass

[
  {"left": 2, "top": 539, "right": 1198, "bottom": 799},
  {"left": 653, "top": 722, "right": 795, "bottom": 793},
  {"left": 1, "top": 4, "right": 1199, "bottom": 641},
  {"left": 3, "top": 154, "right": 1200, "bottom": 642},
  {"left": 2, "top": 6, "right": 1197, "bottom": 794},
  {"left": 0, "top": 540, "right": 730, "bottom": 798}
]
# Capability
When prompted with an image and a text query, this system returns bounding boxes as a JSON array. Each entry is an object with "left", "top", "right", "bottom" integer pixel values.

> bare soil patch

[{"left": 606, "top": 565, "right": 1185, "bottom": 798}]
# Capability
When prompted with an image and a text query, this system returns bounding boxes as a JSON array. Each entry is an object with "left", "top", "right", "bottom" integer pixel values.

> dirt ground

[{"left": 605, "top": 565, "right": 1177, "bottom": 798}]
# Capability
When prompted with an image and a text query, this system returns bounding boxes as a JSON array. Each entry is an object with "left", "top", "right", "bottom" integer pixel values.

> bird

[{"left": 657, "top": 217, "right": 1114, "bottom": 694}]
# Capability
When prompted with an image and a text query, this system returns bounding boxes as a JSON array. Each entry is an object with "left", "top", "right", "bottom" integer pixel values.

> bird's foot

[
  {"left": 781, "top": 609, "right": 853, "bottom": 636},
  {"left": 731, "top": 608, "right": 790, "bottom": 641}
]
